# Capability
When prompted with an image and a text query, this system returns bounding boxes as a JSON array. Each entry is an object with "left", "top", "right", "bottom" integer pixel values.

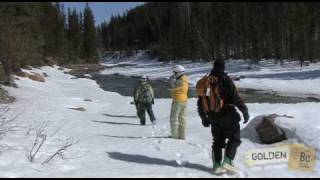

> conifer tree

[{"left": 82, "top": 3, "right": 98, "bottom": 63}]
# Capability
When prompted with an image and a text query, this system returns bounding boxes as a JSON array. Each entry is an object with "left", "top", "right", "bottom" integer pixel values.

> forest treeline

[
  {"left": 1, "top": 2, "right": 320, "bottom": 85},
  {"left": 0, "top": 2, "right": 98, "bottom": 85},
  {"left": 99, "top": 2, "right": 320, "bottom": 63}
]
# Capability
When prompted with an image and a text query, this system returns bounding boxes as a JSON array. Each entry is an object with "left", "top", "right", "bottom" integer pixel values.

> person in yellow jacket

[{"left": 168, "top": 65, "right": 189, "bottom": 140}]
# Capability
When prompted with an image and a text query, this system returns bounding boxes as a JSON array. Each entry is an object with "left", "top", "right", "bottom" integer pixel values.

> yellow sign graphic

[
  {"left": 246, "top": 143, "right": 316, "bottom": 172},
  {"left": 288, "top": 144, "right": 316, "bottom": 172},
  {"left": 245, "top": 145, "right": 290, "bottom": 167}
]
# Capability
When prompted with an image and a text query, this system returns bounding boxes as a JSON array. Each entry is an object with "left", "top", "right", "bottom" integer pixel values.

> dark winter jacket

[
  {"left": 133, "top": 82, "right": 154, "bottom": 105},
  {"left": 197, "top": 70, "right": 249, "bottom": 127}
]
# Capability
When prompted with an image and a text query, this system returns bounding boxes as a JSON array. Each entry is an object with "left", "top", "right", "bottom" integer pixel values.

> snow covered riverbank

[
  {"left": 0, "top": 66, "right": 319, "bottom": 177},
  {"left": 101, "top": 54, "right": 320, "bottom": 99}
]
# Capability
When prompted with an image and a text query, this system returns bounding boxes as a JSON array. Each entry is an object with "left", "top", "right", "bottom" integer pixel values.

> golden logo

[
  {"left": 246, "top": 143, "right": 316, "bottom": 172},
  {"left": 245, "top": 145, "right": 290, "bottom": 167},
  {"left": 288, "top": 144, "right": 316, "bottom": 172}
]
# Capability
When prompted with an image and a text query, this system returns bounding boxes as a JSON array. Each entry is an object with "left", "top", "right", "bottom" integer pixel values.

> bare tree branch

[
  {"left": 42, "top": 137, "right": 78, "bottom": 165},
  {"left": 28, "top": 132, "right": 47, "bottom": 162},
  {"left": 27, "top": 120, "right": 49, "bottom": 162}
]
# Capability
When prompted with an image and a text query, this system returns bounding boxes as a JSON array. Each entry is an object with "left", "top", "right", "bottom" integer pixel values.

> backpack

[
  {"left": 139, "top": 84, "right": 153, "bottom": 103},
  {"left": 196, "top": 75, "right": 224, "bottom": 114}
]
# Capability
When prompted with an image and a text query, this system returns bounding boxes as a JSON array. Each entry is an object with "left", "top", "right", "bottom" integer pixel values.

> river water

[{"left": 91, "top": 73, "right": 318, "bottom": 104}]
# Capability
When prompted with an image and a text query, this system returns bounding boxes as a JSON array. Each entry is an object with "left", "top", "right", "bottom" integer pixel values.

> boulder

[
  {"left": 28, "top": 73, "right": 45, "bottom": 82},
  {"left": 241, "top": 114, "right": 294, "bottom": 144},
  {"left": 0, "top": 88, "right": 15, "bottom": 104},
  {"left": 15, "top": 71, "right": 45, "bottom": 83},
  {"left": 255, "top": 116, "right": 287, "bottom": 144},
  {"left": 15, "top": 70, "right": 28, "bottom": 77}
]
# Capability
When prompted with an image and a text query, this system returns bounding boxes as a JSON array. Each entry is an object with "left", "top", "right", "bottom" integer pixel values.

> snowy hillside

[{"left": 0, "top": 64, "right": 318, "bottom": 177}]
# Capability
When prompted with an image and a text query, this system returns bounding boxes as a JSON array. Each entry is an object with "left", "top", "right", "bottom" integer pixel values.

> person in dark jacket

[
  {"left": 134, "top": 75, "right": 156, "bottom": 125},
  {"left": 197, "top": 59, "right": 249, "bottom": 174}
]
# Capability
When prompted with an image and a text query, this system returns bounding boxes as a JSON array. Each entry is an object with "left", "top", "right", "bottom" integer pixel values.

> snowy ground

[
  {"left": 0, "top": 64, "right": 318, "bottom": 177},
  {"left": 101, "top": 53, "right": 320, "bottom": 99}
]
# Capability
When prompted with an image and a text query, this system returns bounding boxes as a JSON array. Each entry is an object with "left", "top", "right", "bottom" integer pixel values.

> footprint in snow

[
  {"left": 150, "top": 144, "right": 161, "bottom": 151},
  {"left": 154, "top": 146, "right": 161, "bottom": 151}
]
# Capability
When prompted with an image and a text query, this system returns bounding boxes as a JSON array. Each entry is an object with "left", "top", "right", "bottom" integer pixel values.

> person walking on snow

[
  {"left": 134, "top": 75, "right": 156, "bottom": 125},
  {"left": 196, "top": 59, "right": 249, "bottom": 174},
  {"left": 168, "top": 65, "right": 189, "bottom": 140}
]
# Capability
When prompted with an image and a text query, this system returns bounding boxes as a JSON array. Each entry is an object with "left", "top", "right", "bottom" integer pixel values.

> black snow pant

[
  {"left": 137, "top": 102, "right": 156, "bottom": 125},
  {"left": 210, "top": 106, "right": 241, "bottom": 164}
]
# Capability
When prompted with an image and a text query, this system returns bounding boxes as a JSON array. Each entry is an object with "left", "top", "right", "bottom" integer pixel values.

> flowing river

[{"left": 90, "top": 73, "right": 318, "bottom": 104}]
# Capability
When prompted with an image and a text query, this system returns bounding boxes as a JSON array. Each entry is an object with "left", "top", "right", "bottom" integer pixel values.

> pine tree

[
  {"left": 99, "top": 2, "right": 320, "bottom": 63},
  {"left": 0, "top": 3, "right": 43, "bottom": 85},
  {"left": 67, "top": 8, "right": 82, "bottom": 61},
  {"left": 82, "top": 3, "right": 98, "bottom": 63}
]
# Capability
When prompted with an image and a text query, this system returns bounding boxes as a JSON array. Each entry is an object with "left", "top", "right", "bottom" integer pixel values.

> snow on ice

[{"left": 0, "top": 59, "right": 319, "bottom": 177}]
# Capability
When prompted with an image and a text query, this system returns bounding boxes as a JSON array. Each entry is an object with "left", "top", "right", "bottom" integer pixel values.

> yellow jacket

[{"left": 169, "top": 74, "right": 189, "bottom": 103}]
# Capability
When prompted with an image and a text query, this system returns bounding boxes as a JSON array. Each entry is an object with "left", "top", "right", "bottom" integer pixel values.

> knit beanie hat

[{"left": 213, "top": 59, "right": 225, "bottom": 72}]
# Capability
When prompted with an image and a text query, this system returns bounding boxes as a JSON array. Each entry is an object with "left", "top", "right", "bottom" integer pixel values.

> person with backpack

[
  {"left": 133, "top": 75, "right": 156, "bottom": 125},
  {"left": 168, "top": 65, "right": 189, "bottom": 140},
  {"left": 196, "top": 59, "right": 249, "bottom": 174}
]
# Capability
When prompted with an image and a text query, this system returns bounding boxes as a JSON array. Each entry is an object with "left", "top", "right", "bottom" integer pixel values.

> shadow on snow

[
  {"left": 103, "top": 113, "right": 137, "bottom": 119},
  {"left": 107, "top": 152, "right": 212, "bottom": 173},
  {"left": 92, "top": 120, "right": 140, "bottom": 126},
  {"left": 99, "top": 134, "right": 171, "bottom": 139}
]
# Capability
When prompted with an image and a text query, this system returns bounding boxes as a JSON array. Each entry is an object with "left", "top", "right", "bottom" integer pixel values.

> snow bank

[
  {"left": 235, "top": 78, "right": 320, "bottom": 99},
  {"left": 0, "top": 66, "right": 318, "bottom": 177},
  {"left": 101, "top": 57, "right": 320, "bottom": 99}
]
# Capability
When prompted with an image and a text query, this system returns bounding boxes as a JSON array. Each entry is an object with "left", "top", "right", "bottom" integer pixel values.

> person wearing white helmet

[
  {"left": 168, "top": 65, "right": 189, "bottom": 140},
  {"left": 133, "top": 75, "right": 156, "bottom": 125},
  {"left": 172, "top": 65, "right": 185, "bottom": 76}
]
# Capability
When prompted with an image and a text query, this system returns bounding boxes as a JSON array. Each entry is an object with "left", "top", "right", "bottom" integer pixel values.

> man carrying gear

[
  {"left": 134, "top": 75, "right": 156, "bottom": 125},
  {"left": 196, "top": 59, "right": 249, "bottom": 174},
  {"left": 168, "top": 65, "right": 189, "bottom": 140}
]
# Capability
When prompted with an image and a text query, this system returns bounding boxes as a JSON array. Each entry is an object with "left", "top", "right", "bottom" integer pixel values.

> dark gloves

[
  {"left": 197, "top": 98, "right": 210, "bottom": 127},
  {"left": 202, "top": 117, "right": 210, "bottom": 127},
  {"left": 239, "top": 104, "right": 249, "bottom": 124},
  {"left": 243, "top": 111, "right": 249, "bottom": 124}
]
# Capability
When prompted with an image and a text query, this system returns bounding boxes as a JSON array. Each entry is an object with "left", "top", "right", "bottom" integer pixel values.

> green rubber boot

[
  {"left": 222, "top": 156, "right": 237, "bottom": 173},
  {"left": 212, "top": 162, "right": 225, "bottom": 175}
]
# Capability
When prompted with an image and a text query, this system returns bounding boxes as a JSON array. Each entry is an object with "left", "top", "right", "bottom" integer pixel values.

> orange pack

[{"left": 196, "top": 75, "right": 224, "bottom": 114}]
